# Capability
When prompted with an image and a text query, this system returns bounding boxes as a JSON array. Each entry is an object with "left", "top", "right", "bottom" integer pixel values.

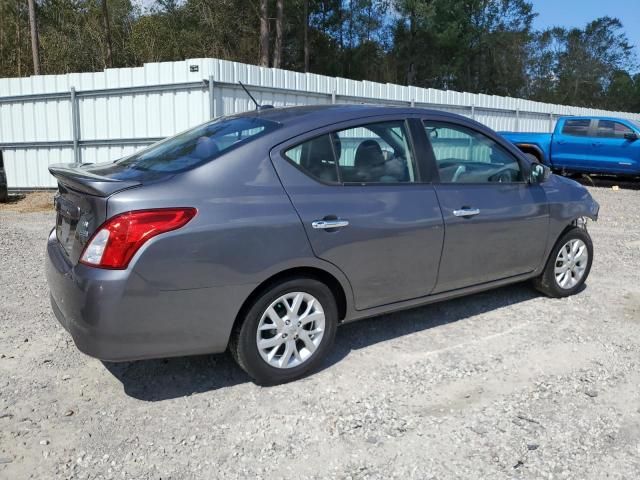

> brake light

[{"left": 80, "top": 208, "right": 197, "bottom": 269}]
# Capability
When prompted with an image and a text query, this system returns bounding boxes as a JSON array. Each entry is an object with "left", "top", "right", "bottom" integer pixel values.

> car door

[
  {"left": 590, "top": 119, "right": 640, "bottom": 174},
  {"left": 422, "top": 118, "right": 549, "bottom": 293},
  {"left": 551, "top": 118, "right": 597, "bottom": 171},
  {"left": 271, "top": 117, "right": 444, "bottom": 311}
]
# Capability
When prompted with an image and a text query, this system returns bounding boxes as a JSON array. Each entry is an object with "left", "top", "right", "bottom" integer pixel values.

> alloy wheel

[
  {"left": 256, "top": 292, "right": 326, "bottom": 369},
  {"left": 554, "top": 238, "right": 588, "bottom": 289}
]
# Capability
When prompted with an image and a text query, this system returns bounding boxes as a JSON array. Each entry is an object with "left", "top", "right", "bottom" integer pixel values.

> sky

[{"left": 531, "top": 0, "right": 640, "bottom": 49}]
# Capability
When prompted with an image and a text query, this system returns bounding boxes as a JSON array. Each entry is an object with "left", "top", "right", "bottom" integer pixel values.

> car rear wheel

[
  {"left": 533, "top": 227, "right": 593, "bottom": 298},
  {"left": 230, "top": 277, "right": 338, "bottom": 385}
]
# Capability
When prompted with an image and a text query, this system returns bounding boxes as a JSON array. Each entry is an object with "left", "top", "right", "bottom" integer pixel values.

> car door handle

[
  {"left": 312, "top": 219, "right": 350, "bottom": 229},
  {"left": 453, "top": 208, "right": 480, "bottom": 217}
]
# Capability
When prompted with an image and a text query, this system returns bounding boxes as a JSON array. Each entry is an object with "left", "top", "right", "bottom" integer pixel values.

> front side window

[
  {"left": 284, "top": 120, "right": 417, "bottom": 184},
  {"left": 596, "top": 120, "right": 634, "bottom": 138},
  {"left": 424, "top": 121, "right": 523, "bottom": 184},
  {"left": 561, "top": 119, "right": 591, "bottom": 137}
]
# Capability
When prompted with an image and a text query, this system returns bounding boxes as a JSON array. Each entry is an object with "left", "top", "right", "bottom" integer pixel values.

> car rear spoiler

[{"left": 49, "top": 163, "right": 141, "bottom": 197}]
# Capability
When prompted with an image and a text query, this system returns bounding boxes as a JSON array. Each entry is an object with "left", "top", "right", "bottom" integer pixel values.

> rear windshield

[{"left": 89, "top": 116, "right": 279, "bottom": 180}]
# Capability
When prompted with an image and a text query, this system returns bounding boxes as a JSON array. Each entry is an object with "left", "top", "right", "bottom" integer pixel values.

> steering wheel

[{"left": 491, "top": 169, "right": 512, "bottom": 183}]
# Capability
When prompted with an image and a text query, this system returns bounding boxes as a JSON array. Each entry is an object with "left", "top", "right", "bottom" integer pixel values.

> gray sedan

[{"left": 46, "top": 105, "right": 599, "bottom": 384}]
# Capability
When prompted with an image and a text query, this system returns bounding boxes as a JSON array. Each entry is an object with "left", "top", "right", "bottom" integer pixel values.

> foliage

[{"left": 1, "top": 0, "right": 638, "bottom": 111}]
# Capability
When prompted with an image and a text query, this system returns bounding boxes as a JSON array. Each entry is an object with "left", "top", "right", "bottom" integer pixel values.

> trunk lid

[{"left": 49, "top": 163, "right": 142, "bottom": 264}]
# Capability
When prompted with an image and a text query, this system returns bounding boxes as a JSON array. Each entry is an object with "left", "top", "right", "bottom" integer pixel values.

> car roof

[{"left": 231, "top": 104, "right": 455, "bottom": 125}]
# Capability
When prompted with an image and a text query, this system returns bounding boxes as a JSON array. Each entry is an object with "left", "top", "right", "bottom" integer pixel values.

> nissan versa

[{"left": 46, "top": 105, "right": 599, "bottom": 385}]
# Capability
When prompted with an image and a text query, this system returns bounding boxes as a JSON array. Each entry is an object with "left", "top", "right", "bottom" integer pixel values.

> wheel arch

[
  {"left": 230, "top": 266, "right": 349, "bottom": 341},
  {"left": 557, "top": 219, "right": 584, "bottom": 242},
  {"left": 515, "top": 143, "right": 546, "bottom": 163},
  {"left": 540, "top": 215, "right": 593, "bottom": 274}
]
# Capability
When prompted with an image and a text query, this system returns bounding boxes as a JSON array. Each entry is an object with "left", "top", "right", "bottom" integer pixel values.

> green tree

[
  {"left": 1, "top": 0, "right": 639, "bottom": 113},
  {"left": 556, "top": 17, "right": 635, "bottom": 107},
  {"left": 605, "top": 70, "right": 638, "bottom": 111},
  {"left": 392, "top": 0, "right": 535, "bottom": 95},
  {"left": 528, "top": 17, "right": 636, "bottom": 108}
]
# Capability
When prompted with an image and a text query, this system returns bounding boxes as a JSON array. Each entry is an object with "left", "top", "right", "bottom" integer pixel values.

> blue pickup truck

[{"left": 501, "top": 116, "right": 640, "bottom": 176}]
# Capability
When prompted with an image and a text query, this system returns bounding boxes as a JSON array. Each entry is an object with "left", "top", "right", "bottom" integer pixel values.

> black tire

[
  {"left": 229, "top": 277, "right": 338, "bottom": 385},
  {"left": 524, "top": 153, "right": 539, "bottom": 163},
  {"left": 533, "top": 227, "right": 593, "bottom": 298}
]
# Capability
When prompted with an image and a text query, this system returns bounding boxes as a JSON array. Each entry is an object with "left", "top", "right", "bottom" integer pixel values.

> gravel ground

[{"left": 1, "top": 185, "right": 639, "bottom": 480}]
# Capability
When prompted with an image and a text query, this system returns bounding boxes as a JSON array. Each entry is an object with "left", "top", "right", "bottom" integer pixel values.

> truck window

[
  {"left": 596, "top": 120, "right": 634, "bottom": 139},
  {"left": 561, "top": 119, "right": 591, "bottom": 137}
]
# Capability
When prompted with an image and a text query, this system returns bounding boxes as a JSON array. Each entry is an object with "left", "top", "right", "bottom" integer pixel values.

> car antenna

[{"left": 239, "top": 81, "right": 273, "bottom": 111}]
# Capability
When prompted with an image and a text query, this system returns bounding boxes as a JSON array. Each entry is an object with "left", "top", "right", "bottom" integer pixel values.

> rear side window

[
  {"left": 90, "top": 117, "right": 280, "bottom": 180},
  {"left": 285, "top": 134, "right": 339, "bottom": 183},
  {"left": 335, "top": 122, "right": 416, "bottom": 183},
  {"left": 596, "top": 120, "right": 634, "bottom": 138},
  {"left": 284, "top": 121, "right": 417, "bottom": 184},
  {"left": 561, "top": 119, "right": 591, "bottom": 137}
]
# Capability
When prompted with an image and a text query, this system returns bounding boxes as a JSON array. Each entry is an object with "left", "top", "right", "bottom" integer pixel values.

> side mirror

[
  {"left": 624, "top": 132, "right": 638, "bottom": 141},
  {"left": 529, "top": 162, "right": 551, "bottom": 184}
]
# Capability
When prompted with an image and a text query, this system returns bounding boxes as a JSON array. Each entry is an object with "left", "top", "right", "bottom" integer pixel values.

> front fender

[{"left": 540, "top": 174, "right": 599, "bottom": 266}]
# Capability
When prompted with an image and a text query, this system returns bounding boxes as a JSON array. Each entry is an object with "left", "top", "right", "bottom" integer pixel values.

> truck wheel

[{"left": 533, "top": 227, "right": 593, "bottom": 298}]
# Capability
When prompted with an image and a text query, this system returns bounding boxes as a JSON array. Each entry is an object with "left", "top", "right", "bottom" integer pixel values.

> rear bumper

[{"left": 45, "top": 229, "right": 252, "bottom": 362}]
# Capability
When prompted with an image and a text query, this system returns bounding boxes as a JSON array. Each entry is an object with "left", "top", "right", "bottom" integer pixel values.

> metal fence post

[
  {"left": 549, "top": 112, "right": 554, "bottom": 133},
  {"left": 208, "top": 76, "right": 215, "bottom": 119},
  {"left": 70, "top": 87, "right": 81, "bottom": 165},
  {"left": 515, "top": 108, "right": 520, "bottom": 132},
  {"left": 331, "top": 90, "right": 336, "bottom": 104},
  {"left": 470, "top": 104, "right": 475, "bottom": 120}
]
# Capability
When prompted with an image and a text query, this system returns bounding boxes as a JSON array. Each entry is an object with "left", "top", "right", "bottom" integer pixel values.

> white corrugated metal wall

[{"left": 1, "top": 57, "right": 639, "bottom": 189}]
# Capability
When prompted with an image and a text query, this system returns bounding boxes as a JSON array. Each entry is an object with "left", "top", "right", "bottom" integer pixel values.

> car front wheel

[
  {"left": 533, "top": 227, "right": 593, "bottom": 298},
  {"left": 230, "top": 277, "right": 338, "bottom": 385}
]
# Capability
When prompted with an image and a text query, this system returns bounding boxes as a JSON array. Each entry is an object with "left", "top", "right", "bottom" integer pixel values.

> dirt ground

[
  {"left": 0, "top": 183, "right": 639, "bottom": 479},
  {"left": 0, "top": 192, "right": 54, "bottom": 214}
]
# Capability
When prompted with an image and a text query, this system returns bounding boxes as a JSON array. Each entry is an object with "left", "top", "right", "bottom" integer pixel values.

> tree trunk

[
  {"left": 407, "top": 7, "right": 416, "bottom": 85},
  {"left": 101, "top": 0, "right": 113, "bottom": 68},
  {"left": 303, "top": 0, "right": 309, "bottom": 72},
  {"left": 0, "top": 4, "right": 4, "bottom": 74},
  {"left": 16, "top": 10, "right": 21, "bottom": 77},
  {"left": 273, "top": 0, "right": 284, "bottom": 68},
  {"left": 27, "top": 0, "right": 40, "bottom": 75},
  {"left": 259, "top": 0, "right": 269, "bottom": 67}
]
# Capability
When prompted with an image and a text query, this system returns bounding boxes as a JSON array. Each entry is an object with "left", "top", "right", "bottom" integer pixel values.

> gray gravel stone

[{"left": 1, "top": 185, "right": 639, "bottom": 479}]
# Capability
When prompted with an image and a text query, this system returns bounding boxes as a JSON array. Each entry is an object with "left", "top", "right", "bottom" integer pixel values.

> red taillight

[{"left": 79, "top": 208, "right": 197, "bottom": 269}]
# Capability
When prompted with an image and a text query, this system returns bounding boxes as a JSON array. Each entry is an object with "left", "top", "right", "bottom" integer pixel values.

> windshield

[{"left": 88, "top": 116, "right": 280, "bottom": 181}]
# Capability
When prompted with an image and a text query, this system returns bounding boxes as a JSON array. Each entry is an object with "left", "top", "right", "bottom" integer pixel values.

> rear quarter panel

[{"left": 103, "top": 141, "right": 354, "bottom": 353}]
